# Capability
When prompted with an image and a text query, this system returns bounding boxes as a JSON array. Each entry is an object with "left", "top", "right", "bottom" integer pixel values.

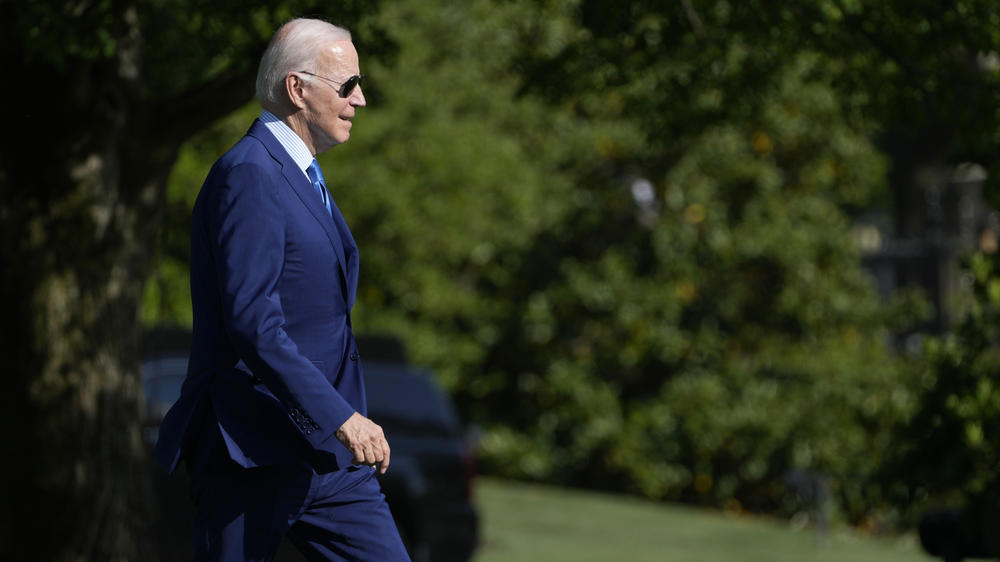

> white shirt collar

[{"left": 259, "top": 110, "right": 314, "bottom": 179}]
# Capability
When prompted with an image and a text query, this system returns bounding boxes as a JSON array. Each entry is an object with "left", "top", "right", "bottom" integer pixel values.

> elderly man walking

[{"left": 155, "top": 18, "right": 411, "bottom": 561}]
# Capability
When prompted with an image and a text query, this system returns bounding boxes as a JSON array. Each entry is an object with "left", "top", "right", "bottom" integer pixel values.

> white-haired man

[{"left": 156, "top": 18, "right": 411, "bottom": 561}]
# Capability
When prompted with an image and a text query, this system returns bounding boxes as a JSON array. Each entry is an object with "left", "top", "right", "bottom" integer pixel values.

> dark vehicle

[
  {"left": 141, "top": 331, "right": 479, "bottom": 562},
  {"left": 363, "top": 359, "right": 479, "bottom": 562},
  {"left": 918, "top": 506, "right": 1000, "bottom": 562}
]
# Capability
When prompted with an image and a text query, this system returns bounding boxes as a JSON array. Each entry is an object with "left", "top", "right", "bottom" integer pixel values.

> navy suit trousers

[{"left": 190, "top": 461, "right": 410, "bottom": 561}]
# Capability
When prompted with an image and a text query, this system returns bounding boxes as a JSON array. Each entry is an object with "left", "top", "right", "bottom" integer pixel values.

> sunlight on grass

[{"left": 472, "top": 478, "right": 930, "bottom": 562}]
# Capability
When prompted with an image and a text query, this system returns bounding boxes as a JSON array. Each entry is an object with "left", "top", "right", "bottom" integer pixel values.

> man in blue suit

[{"left": 155, "top": 18, "right": 410, "bottom": 561}]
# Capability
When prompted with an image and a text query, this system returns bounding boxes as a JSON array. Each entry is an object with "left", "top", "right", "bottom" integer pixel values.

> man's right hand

[{"left": 335, "top": 411, "right": 390, "bottom": 474}]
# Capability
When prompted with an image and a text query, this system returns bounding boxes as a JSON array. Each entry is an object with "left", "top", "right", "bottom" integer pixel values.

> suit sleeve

[{"left": 204, "top": 162, "right": 355, "bottom": 449}]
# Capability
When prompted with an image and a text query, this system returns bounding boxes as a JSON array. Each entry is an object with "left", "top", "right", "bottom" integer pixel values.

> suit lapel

[
  {"left": 327, "top": 199, "right": 359, "bottom": 309},
  {"left": 247, "top": 120, "right": 351, "bottom": 296}
]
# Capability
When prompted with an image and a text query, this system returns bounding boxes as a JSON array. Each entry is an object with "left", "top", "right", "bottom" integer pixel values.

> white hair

[{"left": 255, "top": 18, "right": 352, "bottom": 107}]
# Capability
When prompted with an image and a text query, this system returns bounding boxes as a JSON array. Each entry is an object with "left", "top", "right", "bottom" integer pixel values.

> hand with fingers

[{"left": 335, "top": 411, "right": 391, "bottom": 474}]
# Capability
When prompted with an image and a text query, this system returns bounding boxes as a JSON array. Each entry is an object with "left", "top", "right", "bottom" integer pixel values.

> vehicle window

[
  {"left": 363, "top": 362, "right": 461, "bottom": 434},
  {"left": 142, "top": 356, "right": 188, "bottom": 408}
]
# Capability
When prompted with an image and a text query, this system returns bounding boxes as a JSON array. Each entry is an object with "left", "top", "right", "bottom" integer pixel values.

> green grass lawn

[{"left": 472, "top": 478, "right": 932, "bottom": 562}]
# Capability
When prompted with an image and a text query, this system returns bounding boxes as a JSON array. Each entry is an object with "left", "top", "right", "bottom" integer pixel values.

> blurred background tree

[{"left": 881, "top": 251, "right": 1000, "bottom": 526}]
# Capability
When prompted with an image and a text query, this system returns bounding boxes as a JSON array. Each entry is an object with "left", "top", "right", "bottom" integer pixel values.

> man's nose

[{"left": 351, "top": 85, "right": 367, "bottom": 107}]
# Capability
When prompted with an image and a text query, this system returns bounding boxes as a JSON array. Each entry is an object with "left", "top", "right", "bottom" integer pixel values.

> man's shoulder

[
  {"left": 193, "top": 134, "right": 284, "bottom": 208},
  {"left": 202, "top": 130, "right": 282, "bottom": 185},
  {"left": 216, "top": 128, "right": 277, "bottom": 169}
]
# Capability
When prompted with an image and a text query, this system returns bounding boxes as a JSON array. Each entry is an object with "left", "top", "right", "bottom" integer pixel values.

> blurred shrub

[
  {"left": 462, "top": 54, "right": 923, "bottom": 523},
  {"left": 882, "top": 252, "right": 1000, "bottom": 521}
]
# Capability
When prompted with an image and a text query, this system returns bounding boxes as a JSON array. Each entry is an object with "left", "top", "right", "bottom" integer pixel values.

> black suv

[{"left": 142, "top": 330, "right": 479, "bottom": 562}]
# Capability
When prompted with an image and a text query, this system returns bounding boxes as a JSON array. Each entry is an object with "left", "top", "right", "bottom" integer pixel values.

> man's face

[{"left": 303, "top": 40, "right": 366, "bottom": 152}]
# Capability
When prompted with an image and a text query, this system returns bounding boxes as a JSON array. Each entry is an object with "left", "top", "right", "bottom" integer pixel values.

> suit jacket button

[
  {"left": 350, "top": 351, "right": 359, "bottom": 361},
  {"left": 305, "top": 429, "right": 313, "bottom": 435}
]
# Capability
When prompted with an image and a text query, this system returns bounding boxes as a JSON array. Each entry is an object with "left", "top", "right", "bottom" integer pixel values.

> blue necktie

[{"left": 306, "top": 159, "right": 332, "bottom": 216}]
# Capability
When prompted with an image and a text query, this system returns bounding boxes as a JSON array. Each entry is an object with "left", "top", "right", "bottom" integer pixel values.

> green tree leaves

[{"left": 885, "top": 251, "right": 1000, "bottom": 518}]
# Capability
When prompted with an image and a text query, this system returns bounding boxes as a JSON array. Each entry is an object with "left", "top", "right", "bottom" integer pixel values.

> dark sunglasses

[{"left": 298, "top": 71, "right": 365, "bottom": 98}]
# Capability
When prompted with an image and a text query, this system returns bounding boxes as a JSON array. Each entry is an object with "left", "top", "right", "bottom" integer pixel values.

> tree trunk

[
  {"left": 0, "top": 114, "right": 176, "bottom": 562},
  {"left": 0, "top": 7, "right": 174, "bottom": 558},
  {"left": 4, "top": 247, "right": 155, "bottom": 561}
]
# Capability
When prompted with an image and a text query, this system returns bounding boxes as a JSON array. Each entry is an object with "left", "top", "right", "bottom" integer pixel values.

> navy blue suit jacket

[{"left": 156, "top": 119, "right": 365, "bottom": 474}]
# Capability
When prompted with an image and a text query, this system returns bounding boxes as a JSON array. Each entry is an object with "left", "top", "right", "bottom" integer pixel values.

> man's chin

[{"left": 322, "top": 133, "right": 350, "bottom": 150}]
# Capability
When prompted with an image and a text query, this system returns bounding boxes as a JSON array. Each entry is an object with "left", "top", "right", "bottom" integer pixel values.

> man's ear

[{"left": 285, "top": 73, "right": 308, "bottom": 109}]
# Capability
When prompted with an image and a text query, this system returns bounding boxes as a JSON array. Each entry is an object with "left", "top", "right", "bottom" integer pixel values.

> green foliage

[
  {"left": 464, "top": 50, "right": 915, "bottom": 521},
  {"left": 347, "top": 0, "right": 915, "bottom": 522},
  {"left": 8, "top": 0, "right": 334, "bottom": 92},
  {"left": 883, "top": 251, "right": 1000, "bottom": 517}
]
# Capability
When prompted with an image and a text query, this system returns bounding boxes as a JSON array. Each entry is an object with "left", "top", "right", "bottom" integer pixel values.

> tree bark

[
  {"left": 1, "top": 162, "right": 164, "bottom": 560},
  {"left": 0, "top": 82, "right": 173, "bottom": 562}
]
